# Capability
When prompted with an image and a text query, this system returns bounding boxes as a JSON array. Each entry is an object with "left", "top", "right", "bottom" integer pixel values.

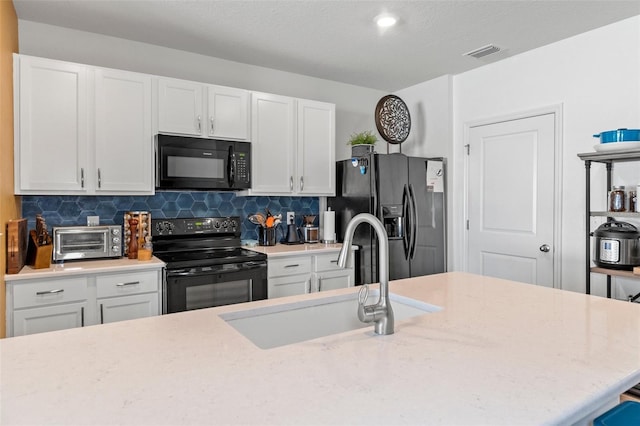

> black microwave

[{"left": 155, "top": 134, "right": 251, "bottom": 191}]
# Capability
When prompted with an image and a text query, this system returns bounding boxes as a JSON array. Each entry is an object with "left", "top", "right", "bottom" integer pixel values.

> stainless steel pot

[{"left": 593, "top": 221, "right": 640, "bottom": 270}]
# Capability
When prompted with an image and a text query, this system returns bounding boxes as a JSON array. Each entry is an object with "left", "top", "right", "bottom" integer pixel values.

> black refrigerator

[{"left": 327, "top": 153, "right": 446, "bottom": 285}]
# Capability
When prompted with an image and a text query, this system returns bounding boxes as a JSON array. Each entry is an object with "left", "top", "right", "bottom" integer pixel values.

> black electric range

[{"left": 152, "top": 217, "right": 267, "bottom": 314}]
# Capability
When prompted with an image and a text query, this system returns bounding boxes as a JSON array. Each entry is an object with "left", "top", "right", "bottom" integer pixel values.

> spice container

[
  {"left": 629, "top": 190, "right": 637, "bottom": 213},
  {"left": 609, "top": 186, "right": 626, "bottom": 212},
  {"left": 124, "top": 211, "right": 151, "bottom": 257}
]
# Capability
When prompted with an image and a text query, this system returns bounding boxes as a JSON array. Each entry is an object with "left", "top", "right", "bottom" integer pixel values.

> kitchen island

[{"left": 1, "top": 272, "right": 639, "bottom": 425}]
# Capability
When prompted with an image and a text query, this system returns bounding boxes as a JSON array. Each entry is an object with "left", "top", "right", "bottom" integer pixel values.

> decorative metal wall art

[{"left": 374, "top": 95, "right": 411, "bottom": 145}]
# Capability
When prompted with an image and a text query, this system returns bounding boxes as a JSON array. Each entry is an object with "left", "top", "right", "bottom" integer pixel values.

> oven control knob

[
  {"left": 213, "top": 221, "right": 221, "bottom": 229},
  {"left": 112, "top": 246, "right": 120, "bottom": 252},
  {"left": 221, "top": 220, "right": 229, "bottom": 229},
  {"left": 230, "top": 219, "right": 237, "bottom": 228},
  {"left": 113, "top": 237, "right": 120, "bottom": 244},
  {"left": 112, "top": 228, "right": 120, "bottom": 236}
]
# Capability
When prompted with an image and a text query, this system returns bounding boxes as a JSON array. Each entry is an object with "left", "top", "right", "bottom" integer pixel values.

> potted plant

[{"left": 348, "top": 130, "right": 378, "bottom": 157}]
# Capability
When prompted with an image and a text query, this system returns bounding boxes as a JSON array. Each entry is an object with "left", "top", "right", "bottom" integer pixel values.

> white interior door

[{"left": 467, "top": 113, "right": 556, "bottom": 287}]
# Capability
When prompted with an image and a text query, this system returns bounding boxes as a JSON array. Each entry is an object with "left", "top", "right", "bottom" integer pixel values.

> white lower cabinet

[
  {"left": 6, "top": 269, "right": 162, "bottom": 337},
  {"left": 96, "top": 270, "right": 160, "bottom": 325},
  {"left": 13, "top": 302, "right": 88, "bottom": 337},
  {"left": 98, "top": 293, "right": 158, "bottom": 325},
  {"left": 267, "top": 250, "right": 354, "bottom": 299}
]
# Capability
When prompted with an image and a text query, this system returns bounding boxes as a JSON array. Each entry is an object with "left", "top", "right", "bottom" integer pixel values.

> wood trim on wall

[{"left": 0, "top": 0, "right": 21, "bottom": 339}]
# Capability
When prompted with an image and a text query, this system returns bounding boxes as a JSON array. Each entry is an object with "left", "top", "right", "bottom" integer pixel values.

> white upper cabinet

[
  {"left": 207, "top": 85, "right": 250, "bottom": 140},
  {"left": 15, "top": 55, "right": 88, "bottom": 192},
  {"left": 158, "top": 78, "right": 203, "bottom": 136},
  {"left": 158, "top": 77, "right": 250, "bottom": 141},
  {"left": 248, "top": 93, "right": 336, "bottom": 196},
  {"left": 250, "top": 92, "right": 296, "bottom": 194},
  {"left": 94, "top": 68, "right": 153, "bottom": 193},
  {"left": 14, "top": 55, "right": 154, "bottom": 195},
  {"left": 297, "top": 99, "right": 335, "bottom": 195}
]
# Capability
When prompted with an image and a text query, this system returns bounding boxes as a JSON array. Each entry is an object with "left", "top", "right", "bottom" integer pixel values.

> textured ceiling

[{"left": 12, "top": 0, "right": 640, "bottom": 91}]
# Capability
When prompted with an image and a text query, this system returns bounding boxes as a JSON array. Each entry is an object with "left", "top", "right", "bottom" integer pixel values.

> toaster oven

[{"left": 52, "top": 225, "right": 122, "bottom": 262}]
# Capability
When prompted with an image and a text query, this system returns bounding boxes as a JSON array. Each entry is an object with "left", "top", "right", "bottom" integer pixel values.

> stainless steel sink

[{"left": 220, "top": 290, "right": 441, "bottom": 349}]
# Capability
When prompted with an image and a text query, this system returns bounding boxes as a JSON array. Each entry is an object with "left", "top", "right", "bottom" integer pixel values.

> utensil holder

[
  {"left": 26, "top": 230, "right": 52, "bottom": 269},
  {"left": 259, "top": 227, "right": 276, "bottom": 246}
]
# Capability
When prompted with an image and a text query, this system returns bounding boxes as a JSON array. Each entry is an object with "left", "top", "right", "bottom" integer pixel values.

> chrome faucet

[{"left": 337, "top": 213, "right": 394, "bottom": 335}]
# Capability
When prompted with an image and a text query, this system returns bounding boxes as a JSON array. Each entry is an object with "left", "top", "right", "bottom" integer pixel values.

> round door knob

[{"left": 539, "top": 244, "right": 551, "bottom": 253}]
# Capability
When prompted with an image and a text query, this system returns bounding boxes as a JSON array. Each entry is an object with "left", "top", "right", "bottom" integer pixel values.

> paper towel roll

[{"left": 323, "top": 208, "right": 336, "bottom": 243}]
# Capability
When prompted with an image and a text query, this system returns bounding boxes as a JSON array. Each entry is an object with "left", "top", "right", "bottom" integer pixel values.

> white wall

[
  {"left": 17, "top": 20, "right": 386, "bottom": 162},
  {"left": 451, "top": 16, "right": 640, "bottom": 296}
]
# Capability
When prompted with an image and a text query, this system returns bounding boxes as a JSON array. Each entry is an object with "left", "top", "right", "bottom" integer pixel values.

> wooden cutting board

[{"left": 6, "top": 218, "right": 28, "bottom": 274}]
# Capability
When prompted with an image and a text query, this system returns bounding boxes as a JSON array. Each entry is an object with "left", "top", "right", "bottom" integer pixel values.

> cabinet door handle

[
  {"left": 81, "top": 306, "right": 85, "bottom": 327},
  {"left": 210, "top": 116, "right": 214, "bottom": 134},
  {"left": 330, "top": 260, "right": 338, "bottom": 263},
  {"left": 197, "top": 115, "right": 202, "bottom": 132},
  {"left": 97, "top": 168, "right": 102, "bottom": 188},
  {"left": 290, "top": 176, "right": 294, "bottom": 191},
  {"left": 100, "top": 304, "right": 104, "bottom": 324},
  {"left": 284, "top": 264, "right": 299, "bottom": 269},
  {"left": 36, "top": 288, "right": 64, "bottom": 295},
  {"left": 116, "top": 281, "right": 140, "bottom": 287},
  {"left": 306, "top": 279, "right": 311, "bottom": 293},
  {"left": 80, "top": 168, "right": 84, "bottom": 188},
  {"left": 318, "top": 277, "right": 322, "bottom": 292},
  {"left": 300, "top": 176, "right": 304, "bottom": 191}
]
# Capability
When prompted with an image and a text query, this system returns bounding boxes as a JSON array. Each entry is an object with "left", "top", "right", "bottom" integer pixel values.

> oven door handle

[{"left": 166, "top": 262, "right": 266, "bottom": 277}]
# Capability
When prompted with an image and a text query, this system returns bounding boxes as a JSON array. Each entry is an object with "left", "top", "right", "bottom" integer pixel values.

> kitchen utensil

[
  {"left": 375, "top": 95, "right": 411, "bottom": 145},
  {"left": 593, "top": 142, "right": 640, "bottom": 152},
  {"left": 302, "top": 215, "right": 317, "bottom": 225},
  {"left": 593, "top": 128, "right": 640, "bottom": 143},
  {"left": 284, "top": 223, "right": 302, "bottom": 244},
  {"left": 248, "top": 214, "right": 265, "bottom": 226},
  {"left": 593, "top": 221, "right": 640, "bottom": 270}
]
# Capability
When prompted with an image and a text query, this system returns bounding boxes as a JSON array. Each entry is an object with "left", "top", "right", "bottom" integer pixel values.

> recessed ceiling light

[{"left": 375, "top": 14, "right": 397, "bottom": 28}]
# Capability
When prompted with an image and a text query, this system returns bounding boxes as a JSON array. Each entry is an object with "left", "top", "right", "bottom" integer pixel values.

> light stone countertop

[
  {"left": 247, "top": 242, "right": 350, "bottom": 257},
  {"left": 4, "top": 257, "right": 165, "bottom": 281},
  {"left": 1, "top": 272, "right": 640, "bottom": 425}
]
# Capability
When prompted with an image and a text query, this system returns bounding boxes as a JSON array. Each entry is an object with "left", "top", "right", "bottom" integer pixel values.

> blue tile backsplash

[{"left": 22, "top": 192, "right": 319, "bottom": 241}]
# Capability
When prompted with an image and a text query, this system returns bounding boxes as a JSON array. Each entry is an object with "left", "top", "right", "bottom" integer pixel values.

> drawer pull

[
  {"left": 284, "top": 264, "right": 300, "bottom": 268},
  {"left": 116, "top": 281, "right": 140, "bottom": 287},
  {"left": 330, "top": 260, "right": 338, "bottom": 263},
  {"left": 36, "top": 288, "right": 64, "bottom": 295},
  {"left": 100, "top": 304, "right": 104, "bottom": 324},
  {"left": 81, "top": 306, "right": 85, "bottom": 327}
]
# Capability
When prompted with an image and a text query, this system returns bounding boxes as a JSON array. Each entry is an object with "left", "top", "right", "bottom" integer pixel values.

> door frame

[{"left": 462, "top": 104, "right": 564, "bottom": 288}]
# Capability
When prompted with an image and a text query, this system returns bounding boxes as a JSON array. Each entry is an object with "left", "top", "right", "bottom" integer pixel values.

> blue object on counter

[
  {"left": 593, "top": 401, "right": 640, "bottom": 426},
  {"left": 593, "top": 129, "right": 640, "bottom": 143}
]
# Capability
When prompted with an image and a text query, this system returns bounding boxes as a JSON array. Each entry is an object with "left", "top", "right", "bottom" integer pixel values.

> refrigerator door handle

[
  {"left": 402, "top": 184, "right": 411, "bottom": 259},
  {"left": 408, "top": 183, "right": 418, "bottom": 260}
]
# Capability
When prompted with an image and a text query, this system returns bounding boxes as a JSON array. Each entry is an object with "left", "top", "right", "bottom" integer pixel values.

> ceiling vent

[{"left": 463, "top": 44, "right": 501, "bottom": 59}]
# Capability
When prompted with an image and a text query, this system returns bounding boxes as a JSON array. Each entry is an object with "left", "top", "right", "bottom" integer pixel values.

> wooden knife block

[{"left": 26, "top": 230, "right": 53, "bottom": 269}]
